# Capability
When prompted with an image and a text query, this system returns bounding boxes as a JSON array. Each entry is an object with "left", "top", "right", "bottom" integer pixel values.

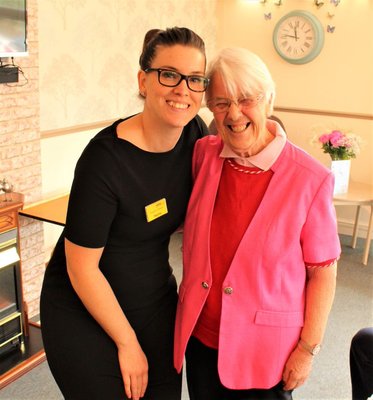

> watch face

[
  {"left": 273, "top": 11, "right": 324, "bottom": 64},
  {"left": 312, "top": 344, "right": 321, "bottom": 355}
]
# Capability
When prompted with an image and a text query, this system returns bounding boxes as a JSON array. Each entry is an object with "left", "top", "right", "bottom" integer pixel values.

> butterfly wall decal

[
  {"left": 327, "top": 25, "right": 336, "bottom": 33},
  {"left": 264, "top": 12, "right": 272, "bottom": 20},
  {"left": 314, "top": 0, "right": 325, "bottom": 8},
  {"left": 330, "top": 0, "right": 341, "bottom": 6}
]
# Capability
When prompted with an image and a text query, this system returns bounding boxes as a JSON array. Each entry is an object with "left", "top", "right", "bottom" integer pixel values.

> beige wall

[{"left": 38, "top": 0, "right": 218, "bottom": 131}]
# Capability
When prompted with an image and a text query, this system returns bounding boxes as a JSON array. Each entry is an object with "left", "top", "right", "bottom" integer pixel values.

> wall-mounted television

[{"left": 0, "top": 0, "right": 27, "bottom": 58}]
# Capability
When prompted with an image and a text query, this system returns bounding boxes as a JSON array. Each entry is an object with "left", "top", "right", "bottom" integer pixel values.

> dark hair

[{"left": 139, "top": 27, "right": 206, "bottom": 70}]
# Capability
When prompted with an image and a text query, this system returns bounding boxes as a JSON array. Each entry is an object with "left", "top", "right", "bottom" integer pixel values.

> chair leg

[
  {"left": 362, "top": 204, "right": 373, "bottom": 266},
  {"left": 351, "top": 205, "right": 361, "bottom": 249}
]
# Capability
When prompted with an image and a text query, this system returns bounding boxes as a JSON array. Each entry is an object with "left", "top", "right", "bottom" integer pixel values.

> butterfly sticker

[
  {"left": 327, "top": 12, "right": 335, "bottom": 18},
  {"left": 274, "top": 0, "right": 282, "bottom": 6},
  {"left": 264, "top": 12, "right": 272, "bottom": 20},
  {"left": 314, "top": 0, "right": 325, "bottom": 8},
  {"left": 327, "top": 25, "right": 336, "bottom": 33},
  {"left": 330, "top": 0, "right": 340, "bottom": 6}
]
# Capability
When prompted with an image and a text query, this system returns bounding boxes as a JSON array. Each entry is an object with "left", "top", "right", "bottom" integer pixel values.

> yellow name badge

[{"left": 145, "top": 198, "right": 168, "bottom": 223}]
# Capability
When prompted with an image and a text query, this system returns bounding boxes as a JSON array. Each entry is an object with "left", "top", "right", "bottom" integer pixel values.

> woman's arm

[
  {"left": 282, "top": 263, "right": 337, "bottom": 390},
  {"left": 65, "top": 239, "right": 148, "bottom": 400}
]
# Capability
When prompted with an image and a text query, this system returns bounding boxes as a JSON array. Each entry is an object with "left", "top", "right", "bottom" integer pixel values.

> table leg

[
  {"left": 362, "top": 204, "right": 373, "bottom": 266},
  {"left": 351, "top": 205, "right": 361, "bottom": 249}
]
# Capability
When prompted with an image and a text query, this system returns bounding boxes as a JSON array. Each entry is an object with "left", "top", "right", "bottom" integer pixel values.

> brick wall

[{"left": 0, "top": 0, "right": 45, "bottom": 318}]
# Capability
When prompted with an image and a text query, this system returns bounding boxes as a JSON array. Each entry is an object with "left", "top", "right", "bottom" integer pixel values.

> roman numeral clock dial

[{"left": 273, "top": 10, "right": 324, "bottom": 64}]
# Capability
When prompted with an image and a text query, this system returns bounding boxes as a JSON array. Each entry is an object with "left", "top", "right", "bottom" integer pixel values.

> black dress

[{"left": 40, "top": 116, "right": 207, "bottom": 400}]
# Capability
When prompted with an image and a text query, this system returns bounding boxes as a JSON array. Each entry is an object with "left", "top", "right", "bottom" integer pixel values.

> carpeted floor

[{"left": 0, "top": 233, "right": 372, "bottom": 400}]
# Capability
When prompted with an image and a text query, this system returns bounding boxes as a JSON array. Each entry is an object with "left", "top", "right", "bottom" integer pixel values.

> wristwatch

[{"left": 298, "top": 339, "right": 321, "bottom": 356}]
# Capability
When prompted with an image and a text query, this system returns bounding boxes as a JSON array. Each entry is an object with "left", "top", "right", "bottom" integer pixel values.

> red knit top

[{"left": 193, "top": 159, "right": 273, "bottom": 348}]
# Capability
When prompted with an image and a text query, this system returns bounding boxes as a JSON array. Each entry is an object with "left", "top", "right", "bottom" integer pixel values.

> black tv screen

[{"left": 0, "top": 0, "right": 27, "bottom": 58}]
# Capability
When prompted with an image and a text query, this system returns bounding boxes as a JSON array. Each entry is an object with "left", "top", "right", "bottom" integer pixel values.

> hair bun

[
  {"left": 139, "top": 29, "right": 162, "bottom": 67},
  {"left": 143, "top": 29, "right": 162, "bottom": 48}
]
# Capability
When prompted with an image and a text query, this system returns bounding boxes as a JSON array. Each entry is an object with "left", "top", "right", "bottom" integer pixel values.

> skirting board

[{"left": 337, "top": 218, "right": 369, "bottom": 238}]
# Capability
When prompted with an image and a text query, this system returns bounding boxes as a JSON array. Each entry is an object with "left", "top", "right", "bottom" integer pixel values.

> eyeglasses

[
  {"left": 207, "top": 95, "right": 264, "bottom": 113},
  {"left": 144, "top": 68, "right": 209, "bottom": 93}
]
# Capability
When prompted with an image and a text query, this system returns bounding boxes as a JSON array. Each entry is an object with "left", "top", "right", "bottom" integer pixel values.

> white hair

[{"left": 206, "top": 47, "right": 276, "bottom": 116}]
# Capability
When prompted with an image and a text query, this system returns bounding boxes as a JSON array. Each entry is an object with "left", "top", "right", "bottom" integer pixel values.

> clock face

[{"left": 273, "top": 11, "right": 324, "bottom": 64}]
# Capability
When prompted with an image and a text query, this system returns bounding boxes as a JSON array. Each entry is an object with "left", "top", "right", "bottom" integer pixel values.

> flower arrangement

[{"left": 315, "top": 130, "right": 362, "bottom": 161}]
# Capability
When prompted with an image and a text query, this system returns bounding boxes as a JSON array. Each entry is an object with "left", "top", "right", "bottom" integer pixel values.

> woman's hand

[
  {"left": 118, "top": 338, "right": 148, "bottom": 399},
  {"left": 282, "top": 345, "right": 313, "bottom": 390},
  {"left": 282, "top": 264, "right": 337, "bottom": 391}
]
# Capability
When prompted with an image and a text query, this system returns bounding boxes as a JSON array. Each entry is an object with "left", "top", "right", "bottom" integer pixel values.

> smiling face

[
  {"left": 139, "top": 44, "right": 206, "bottom": 130},
  {"left": 209, "top": 72, "right": 267, "bottom": 157}
]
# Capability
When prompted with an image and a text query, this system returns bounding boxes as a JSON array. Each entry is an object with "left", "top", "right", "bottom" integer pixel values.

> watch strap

[{"left": 298, "top": 339, "right": 321, "bottom": 356}]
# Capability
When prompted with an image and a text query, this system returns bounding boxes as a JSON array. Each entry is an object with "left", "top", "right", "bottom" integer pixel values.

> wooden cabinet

[
  {"left": 0, "top": 209, "right": 18, "bottom": 231},
  {"left": 0, "top": 196, "right": 45, "bottom": 389}
]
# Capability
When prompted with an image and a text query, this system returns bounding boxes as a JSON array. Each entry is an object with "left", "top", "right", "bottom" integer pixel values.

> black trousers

[
  {"left": 185, "top": 336, "right": 293, "bottom": 400},
  {"left": 350, "top": 327, "right": 373, "bottom": 400}
]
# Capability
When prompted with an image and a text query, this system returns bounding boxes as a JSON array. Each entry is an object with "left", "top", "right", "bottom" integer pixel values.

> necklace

[{"left": 226, "top": 159, "right": 265, "bottom": 175}]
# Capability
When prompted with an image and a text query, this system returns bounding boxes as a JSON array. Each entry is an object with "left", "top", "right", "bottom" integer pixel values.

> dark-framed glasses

[
  {"left": 207, "top": 94, "right": 264, "bottom": 113},
  {"left": 144, "top": 68, "right": 209, "bottom": 92}
]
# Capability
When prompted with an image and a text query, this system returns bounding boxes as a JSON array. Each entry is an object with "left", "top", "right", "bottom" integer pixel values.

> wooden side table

[
  {"left": 18, "top": 193, "right": 69, "bottom": 226},
  {"left": 333, "top": 181, "right": 373, "bottom": 265}
]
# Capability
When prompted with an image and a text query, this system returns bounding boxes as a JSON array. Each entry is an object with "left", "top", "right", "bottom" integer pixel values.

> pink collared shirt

[{"left": 219, "top": 119, "right": 286, "bottom": 170}]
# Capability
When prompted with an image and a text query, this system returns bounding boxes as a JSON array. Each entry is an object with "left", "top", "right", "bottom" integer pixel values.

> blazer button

[
  {"left": 224, "top": 287, "right": 233, "bottom": 295},
  {"left": 201, "top": 281, "right": 209, "bottom": 289}
]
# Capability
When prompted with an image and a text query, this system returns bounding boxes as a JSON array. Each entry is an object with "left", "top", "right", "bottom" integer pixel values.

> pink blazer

[{"left": 174, "top": 135, "right": 341, "bottom": 389}]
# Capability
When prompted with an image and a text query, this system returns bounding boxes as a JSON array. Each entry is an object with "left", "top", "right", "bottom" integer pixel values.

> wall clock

[{"left": 273, "top": 10, "right": 325, "bottom": 64}]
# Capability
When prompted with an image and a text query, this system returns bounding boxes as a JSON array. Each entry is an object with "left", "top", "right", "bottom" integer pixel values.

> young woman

[
  {"left": 174, "top": 47, "right": 341, "bottom": 399},
  {"left": 40, "top": 27, "right": 209, "bottom": 400}
]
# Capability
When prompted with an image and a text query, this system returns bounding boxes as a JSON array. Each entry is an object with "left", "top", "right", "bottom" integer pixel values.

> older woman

[{"left": 174, "top": 47, "right": 341, "bottom": 400}]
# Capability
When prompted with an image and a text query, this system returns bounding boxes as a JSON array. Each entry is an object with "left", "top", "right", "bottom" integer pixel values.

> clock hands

[
  {"left": 281, "top": 25, "right": 300, "bottom": 41},
  {"left": 294, "top": 26, "right": 299, "bottom": 41},
  {"left": 281, "top": 34, "right": 298, "bottom": 39}
]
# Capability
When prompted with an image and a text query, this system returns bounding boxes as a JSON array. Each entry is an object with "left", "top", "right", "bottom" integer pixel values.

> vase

[{"left": 331, "top": 159, "right": 351, "bottom": 195}]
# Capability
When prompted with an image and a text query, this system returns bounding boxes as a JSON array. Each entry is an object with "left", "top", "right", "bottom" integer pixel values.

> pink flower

[
  {"left": 329, "top": 130, "right": 344, "bottom": 146},
  {"left": 319, "top": 134, "right": 330, "bottom": 144},
  {"left": 314, "top": 129, "right": 362, "bottom": 160},
  {"left": 343, "top": 137, "right": 354, "bottom": 148}
]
